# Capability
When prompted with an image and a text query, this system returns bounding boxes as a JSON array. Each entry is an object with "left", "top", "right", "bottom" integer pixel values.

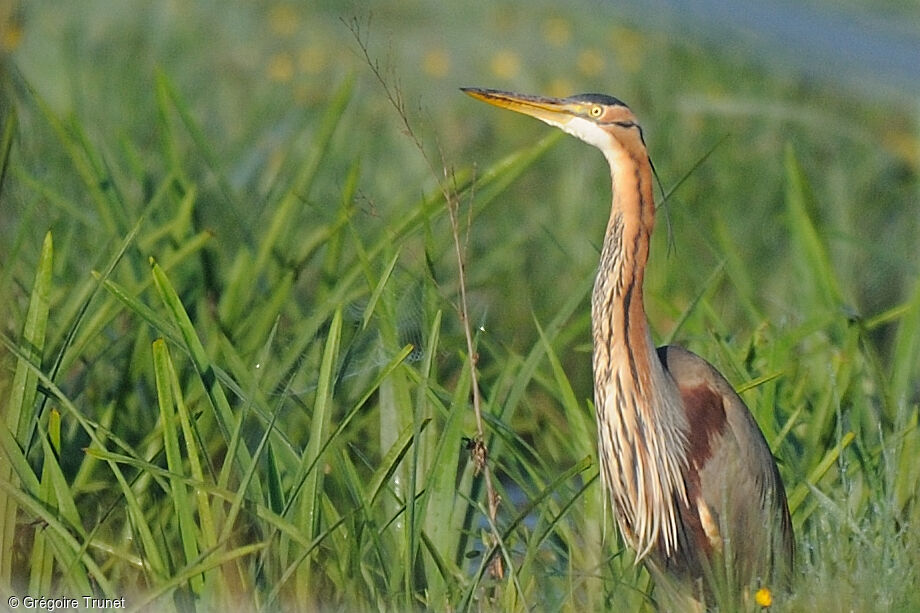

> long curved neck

[
  {"left": 591, "top": 144, "right": 689, "bottom": 560},
  {"left": 593, "top": 146, "right": 657, "bottom": 383}
]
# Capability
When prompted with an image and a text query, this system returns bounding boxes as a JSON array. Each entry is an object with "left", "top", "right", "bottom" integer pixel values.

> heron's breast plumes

[
  {"left": 594, "top": 350, "right": 689, "bottom": 560},
  {"left": 591, "top": 211, "right": 689, "bottom": 561}
]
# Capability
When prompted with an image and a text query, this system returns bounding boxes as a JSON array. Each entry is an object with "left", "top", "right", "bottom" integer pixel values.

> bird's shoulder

[
  {"left": 655, "top": 344, "right": 776, "bottom": 473},
  {"left": 655, "top": 344, "right": 735, "bottom": 401},
  {"left": 653, "top": 347, "right": 794, "bottom": 586}
]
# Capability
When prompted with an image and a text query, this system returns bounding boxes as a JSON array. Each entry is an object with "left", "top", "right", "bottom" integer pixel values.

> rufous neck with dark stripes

[{"left": 590, "top": 140, "right": 689, "bottom": 560}]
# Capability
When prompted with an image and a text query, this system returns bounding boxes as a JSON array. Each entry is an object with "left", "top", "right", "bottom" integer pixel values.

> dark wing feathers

[{"left": 654, "top": 345, "right": 793, "bottom": 597}]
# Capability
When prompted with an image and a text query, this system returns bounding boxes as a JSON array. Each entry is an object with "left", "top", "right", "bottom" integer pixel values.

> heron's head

[{"left": 462, "top": 87, "right": 648, "bottom": 163}]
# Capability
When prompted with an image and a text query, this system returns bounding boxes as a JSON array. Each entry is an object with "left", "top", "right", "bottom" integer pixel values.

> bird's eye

[{"left": 590, "top": 106, "right": 603, "bottom": 118}]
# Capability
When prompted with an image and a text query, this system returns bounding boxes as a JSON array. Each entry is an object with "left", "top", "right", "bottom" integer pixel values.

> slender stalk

[{"left": 345, "top": 17, "right": 504, "bottom": 579}]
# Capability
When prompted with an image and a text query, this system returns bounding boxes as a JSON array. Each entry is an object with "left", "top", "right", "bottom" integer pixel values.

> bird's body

[{"left": 463, "top": 87, "right": 793, "bottom": 610}]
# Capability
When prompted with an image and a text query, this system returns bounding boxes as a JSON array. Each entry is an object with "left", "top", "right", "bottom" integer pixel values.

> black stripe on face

[{"left": 609, "top": 121, "right": 647, "bottom": 145}]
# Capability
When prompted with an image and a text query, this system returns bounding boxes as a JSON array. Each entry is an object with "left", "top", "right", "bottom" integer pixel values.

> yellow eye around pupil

[{"left": 591, "top": 106, "right": 602, "bottom": 117}]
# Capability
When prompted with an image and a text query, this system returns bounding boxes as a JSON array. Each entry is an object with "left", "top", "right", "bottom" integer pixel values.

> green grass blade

[
  {"left": 262, "top": 133, "right": 560, "bottom": 401},
  {"left": 423, "top": 348, "right": 472, "bottom": 571},
  {"left": 6, "top": 231, "right": 51, "bottom": 439},
  {"left": 664, "top": 261, "right": 725, "bottom": 344},
  {"left": 0, "top": 477, "right": 115, "bottom": 596},
  {"left": 22, "top": 81, "right": 118, "bottom": 233},
  {"left": 38, "top": 410, "right": 85, "bottom": 536},
  {"left": 3, "top": 327, "right": 170, "bottom": 581},
  {"left": 534, "top": 315, "right": 593, "bottom": 459},
  {"left": 0, "top": 101, "right": 14, "bottom": 195},
  {"left": 49, "top": 186, "right": 178, "bottom": 375},
  {"left": 362, "top": 251, "right": 400, "bottom": 331},
  {"left": 217, "top": 368, "right": 293, "bottom": 551},
  {"left": 291, "top": 308, "right": 343, "bottom": 599},
  {"left": 29, "top": 410, "right": 57, "bottom": 596},
  {"left": 409, "top": 309, "right": 443, "bottom": 599},
  {"left": 127, "top": 542, "right": 268, "bottom": 613},
  {"left": 155, "top": 69, "right": 237, "bottom": 208},
  {"left": 154, "top": 67, "right": 184, "bottom": 180},
  {"left": 94, "top": 273, "right": 181, "bottom": 343},
  {"left": 82, "top": 446, "right": 329, "bottom": 553},
  {"left": 153, "top": 339, "right": 204, "bottom": 595},
  {"left": 24, "top": 410, "right": 91, "bottom": 596},
  {"left": 271, "top": 341, "right": 414, "bottom": 540},
  {"left": 253, "top": 76, "right": 354, "bottom": 277},
  {"left": 29, "top": 410, "right": 92, "bottom": 594},
  {"left": 150, "top": 260, "right": 260, "bottom": 497},
  {"left": 261, "top": 515, "right": 350, "bottom": 611},
  {"left": 500, "top": 268, "right": 594, "bottom": 423},
  {"left": 893, "top": 411, "right": 919, "bottom": 513},
  {"left": 0, "top": 405, "right": 41, "bottom": 496},
  {"left": 521, "top": 470, "right": 599, "bottom": 578},
  {"left": 889, "top": 274, "right": 920, "bottom": 407},
  {"left": 368, "top": 418, "right": 432, "bottom": 508},
  {"left": 299, "top": 308, "right": 343, "bottom": 533},
  {"left": 788, "top": 430, "right": 855, "bottom": 518},
  {"left": 168, "top": 344, "right": 220, "bottom": 555},
  {"left": 1, "top": 230, "right": 52, "bottom": 584},
  {"left": 66, "top": 115, "right": 131, "bottom": 231},
  {"left": 463, "top": 456, "right": 593, "bottom": 610},
  {"left": 469, "top": 131, "right": 562, "bottom": 206},
  {"left": 321, "top": 158, "right": 362, "bottom": 293},
  {"left": 713, "top": 217, "right": 765, "bottom": 324},
  {"left": 265, "top": 442, "right": 285, "bottom": 515},
  {"left": 236, "top": 271, "right": 294, "bottom": 353},
  {"left": 10, "top": 166, "right": 97, "bottom": 227},
  {"left": 784, "top": 144, "right": 843, "bottom": 311}
]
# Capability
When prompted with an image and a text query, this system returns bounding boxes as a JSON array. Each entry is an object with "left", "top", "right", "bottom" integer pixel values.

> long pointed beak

[{"left": 461, "top": 87, "right": 577, "bottom": 127}]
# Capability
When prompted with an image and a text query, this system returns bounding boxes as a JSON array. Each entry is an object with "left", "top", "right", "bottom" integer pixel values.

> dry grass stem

[{"left": 345, "top": 15, "right": 505, "bottom": 580}]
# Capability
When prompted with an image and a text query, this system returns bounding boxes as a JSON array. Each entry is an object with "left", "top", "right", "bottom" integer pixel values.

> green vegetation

[{"left": 1, "top": 1, "right": 918, "bottom": 611}]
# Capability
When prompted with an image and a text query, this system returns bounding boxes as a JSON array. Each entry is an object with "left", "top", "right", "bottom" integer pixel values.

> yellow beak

[{"left": 461, "top": 88, "right": 578, "bottom": 127}]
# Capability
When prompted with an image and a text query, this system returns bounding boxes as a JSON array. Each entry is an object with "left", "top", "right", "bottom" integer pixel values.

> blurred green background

[
  {"left": 5, "top": 0, "right": 917, "bottom": 349},
  {"left": 1, "top": 0, "right": 919, "bottom": 610}
]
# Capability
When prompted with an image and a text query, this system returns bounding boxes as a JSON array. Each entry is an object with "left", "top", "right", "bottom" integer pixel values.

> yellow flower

[
  {"left": 755, "top": 587, "right": 773, "bottom": 607},
  {"left": 267, "top": 52, "right": 294, "bottom": 82},
  {"left": 1, "top": 23, "right": 22, "bottom": 52},
  {"left": 882, "top": 129, "right": 919, "bottom": 168},
  {"left": 609, "top": 24, "right": 644, "bottom": 74},
  {"left": 489, "top": 50, "right": 521, "bottom": 80},
  {"left": 299, "top": 44, "right": 327, "bottom": 75},
  {"left": 577, "top": 48, "right": 605, "bottom": 76},
  {"left": 1, "top": 1, "right": 23, "bottom": 53},
  {"left": 542, "top": 17, "right": 571, "bottom": 47},
  {"left": 268, "top": 4, "right": 299, "bottom": 37},
  {"left": 547, "top": 78, "right": 574, "bottom": 98},
  {"left": 422, "top": 48, "right": 450, "bottom": 79}
]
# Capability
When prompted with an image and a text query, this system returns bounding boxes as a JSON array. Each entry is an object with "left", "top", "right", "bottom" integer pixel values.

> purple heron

[{"left": 462, "top": 88, "right": 793, "bottom": 610}]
